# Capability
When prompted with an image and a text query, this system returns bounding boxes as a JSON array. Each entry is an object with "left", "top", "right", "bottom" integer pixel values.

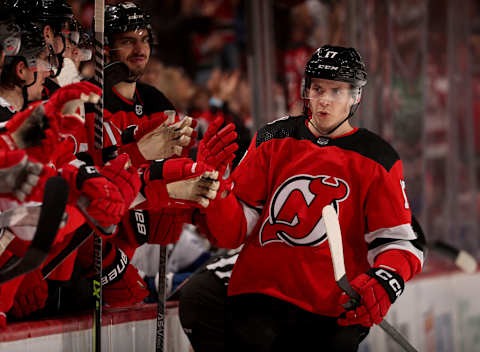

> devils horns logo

[{"left": 259, "top": 174, "right": 350, "bottom": 247}]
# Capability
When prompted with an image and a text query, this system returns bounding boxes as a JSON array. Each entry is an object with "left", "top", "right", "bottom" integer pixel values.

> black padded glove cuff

[
  {"left": 366, "top": 267, "right": 405, "bottom": 304},
  {"left": 76, "top": 165, "right": 102, "bottom": 189}
]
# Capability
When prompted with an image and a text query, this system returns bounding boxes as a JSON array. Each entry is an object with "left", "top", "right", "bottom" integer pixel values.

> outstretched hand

[
  {"left": 137, "top": 113, "right": 195, "bottom": 160},
  {"left": 166, "top": 170, "right": 220, "bottom": 208}
]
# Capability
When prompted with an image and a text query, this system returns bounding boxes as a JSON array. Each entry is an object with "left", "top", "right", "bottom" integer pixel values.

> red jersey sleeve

[{"left": 364, "top": 159, "right": 423, "bottom": 270}]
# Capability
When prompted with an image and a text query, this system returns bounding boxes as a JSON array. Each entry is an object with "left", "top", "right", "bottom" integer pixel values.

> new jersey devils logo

[{"left": 259, "top": 174, "right": 350, "bottom": 247}]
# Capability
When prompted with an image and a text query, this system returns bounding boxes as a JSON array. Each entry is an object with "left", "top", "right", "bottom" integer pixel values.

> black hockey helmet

[
  {"left": 0, "top": 15, "right": 49, "bottom": 71},
  {"left": 304, "top": 45, "right": 367, "bottom": 89},
  {"left": 6, "top": 0, "right": 74, "bottom": 30},
  {"left": 105, "top": 2, "right": 153, "bottom": 46},
  {"left": 0, "top": 16, "right": 53, "bottom": 108},
  {"left": 6, "top": 0, "right": 75, "bottom": 78},
  {"left": 302, "top": 45, "right": 368, "bottom": 134}
]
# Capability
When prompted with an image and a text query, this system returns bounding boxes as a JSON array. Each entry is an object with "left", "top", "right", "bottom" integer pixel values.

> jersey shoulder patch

[
  {"left": 256, "top": 115, "right": 305, "bottom": 148},
  {"left": 334, "top": 128, "right": 400, "bottom": 172}
]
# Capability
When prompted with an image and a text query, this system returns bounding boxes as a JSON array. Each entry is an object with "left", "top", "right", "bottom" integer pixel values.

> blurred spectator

[
  {"left": 188, "top": 68, "right": 251, "bottom": 168},
  {"left": 282, "top": 3, "right": 314, "bottom": 115},
  {"left": 140, "top": 57, "right": 195, "bottom": 114}
]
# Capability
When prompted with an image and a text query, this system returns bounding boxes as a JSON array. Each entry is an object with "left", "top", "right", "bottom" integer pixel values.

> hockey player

[
  {"left": 200, "top": 45, "right": 425, "bottom": 351},
  {"left": 0, "top": 18, "right": 54, "bottom": 121},
  {"left": 7, "top": 0, "right": 82, "bottom": 95}
]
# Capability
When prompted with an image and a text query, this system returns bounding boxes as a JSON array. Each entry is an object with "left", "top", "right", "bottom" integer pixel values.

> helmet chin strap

[
  {"left": 21, "top": 71, "right": 37, "bottom": 110},
  {"left": 50, "top": 37, "right": 66, "bottom": 79}
]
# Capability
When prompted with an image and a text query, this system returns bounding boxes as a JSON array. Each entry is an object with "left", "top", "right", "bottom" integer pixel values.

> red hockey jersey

[{"left": 212, "top": 115, "right": 424, "bottom": 317}]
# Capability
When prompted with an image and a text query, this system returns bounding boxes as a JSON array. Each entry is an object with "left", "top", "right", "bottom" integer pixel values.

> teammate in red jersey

[{"left": 200, "top": 45, "right": 425, "bottom": 351}]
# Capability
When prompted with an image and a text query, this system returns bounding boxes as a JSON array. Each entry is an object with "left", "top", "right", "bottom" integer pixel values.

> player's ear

[
  {"left": 15, "top": 60, "right": 28, "bottom": 80},
  {"left": 43, "top": 25, "right": 54, "bottom": 46}
]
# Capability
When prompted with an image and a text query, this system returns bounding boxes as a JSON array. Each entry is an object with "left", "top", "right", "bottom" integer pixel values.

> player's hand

[
  {"left": 100, "top": 153, "right": 141, "bottom": 209},
  {"left": 197, "top": 116, "right": 238, "bottom": 173},
  {"left": 10, "top": 269, "right": 48, "bottom": 318},
  {"left": 142, "top": 158, "right": 220, "bottom": 208},
  {"left": 61, "top": 162, "right": 126, "bottom": 228},
  {"left": 337, "top": 267, "right": 405, "bottom": 327},
  {"left": 5, "top": 81, "right": 101, "bottom": 161},
  {"left": 0, "top": 150, "right": 43, "bottom": 201},
  {"left": 136, "top": 113, "right": 195, "bottom": 160},
  {"left": 103, "top": 263, "right": 149, "bottom": 308},
  {"left": 166, "top": 170, "right": 220, "bottom": 208}
]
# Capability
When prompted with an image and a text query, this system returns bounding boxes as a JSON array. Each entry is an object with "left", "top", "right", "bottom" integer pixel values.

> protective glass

[
  {"left": 26, "top": 47, "right": 58, "bottom": 73},
  {"left": 301, "top": 80, "right": 356, "bottom": 103}
]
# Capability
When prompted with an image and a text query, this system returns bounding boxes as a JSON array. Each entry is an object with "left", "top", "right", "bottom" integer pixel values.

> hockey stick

[
  {"left": 0, "top": 176, "right": 69, "bottom": 284},
  {"left": 322, "top": 205, "right": 418, "bottom": 352},
  {"left": 41, "top": 222, "right": 93, "bottom": 279},
  {"left": 428, "top": 240, "right": 477, "bottom": 273},
  {"left": 92, "top": 0, "right": 105, "bottom": 350},
  {"left": 156, "top": 244, "right": 167, "bottom": 352},
  {"left": 155, "top": 110, "right": 176, "bottom": 352},
  {"left": 410, "top": 216, "right": 477, "bottom": 273}
]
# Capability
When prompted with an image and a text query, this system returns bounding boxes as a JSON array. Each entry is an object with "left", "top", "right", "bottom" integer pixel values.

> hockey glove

[
  {"left": 100, "top": 153, "right": 141, "bottom": 209},
  {"left": 46, "top": 81, "right": 101, "bottom": 122},
  {"left": 337, "top": 267, "right": 405, "bottom": 327},
  {"left": 0, "top": 275, "right": 24, "bottom": 328},
  {"left": 61, "top": 161, "right": 126, "bottom": 228},
  {"left": 5, "top": 82, "right": 101, "bottom": 161},
  {"left": 142, "top": 158, "right": 219, "bottom": 208},
  {"left": 197, "top": 116, "right": 238, "bottom": 173},
  {"left": 10, "top": 269, "right": 48, "bottom": 318},
  {"left": 103, "top": 261, "right": 149, "bottom": 308},
  {"left": 122, "top": 208, "right": 193, "bottom": 247}
]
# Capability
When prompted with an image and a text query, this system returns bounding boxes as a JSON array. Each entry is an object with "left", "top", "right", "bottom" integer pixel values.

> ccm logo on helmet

[{"left": 317, "top": 64, "right": 338, "bottom": 70}]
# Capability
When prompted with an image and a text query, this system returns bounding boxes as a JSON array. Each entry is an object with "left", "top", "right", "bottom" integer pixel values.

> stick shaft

[
  {"left": 322, "top": 205, "right": 418, "bottom": 352},
  {"left": 155, "top": 245, "right": 167, "bottom": 352},
  {"left": 93, "top": 1, "right": 105, "bottom": 350}
]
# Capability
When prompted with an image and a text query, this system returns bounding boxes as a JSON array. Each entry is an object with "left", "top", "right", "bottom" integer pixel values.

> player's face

[
  {"left": 307, "top": 78, "right": 357, "bottom": 137},
  {"left": 110, "top": 29, "right": 151, "bottom": 79}
]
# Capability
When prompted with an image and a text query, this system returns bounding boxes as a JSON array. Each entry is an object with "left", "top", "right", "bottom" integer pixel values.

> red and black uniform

[
  {"left": 204, "top": 115, "right": 424, "bottom": 351},
  {"left": 0, "top": 97, "right": 17, "bottom": 123},
  {"left": 85, "top": 82, "right": 174, "bottom": 165}
]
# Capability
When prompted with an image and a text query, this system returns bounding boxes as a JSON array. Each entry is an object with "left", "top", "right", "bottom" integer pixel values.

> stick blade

[
  {"left": 0, "top": 177, "right": 69, "bottom": 284},
  {"left": 430, "top": 240, "right": 478, "bottom": 273},
  {"left": 322, "top": 205, "right": 346, "bottom": 282}
]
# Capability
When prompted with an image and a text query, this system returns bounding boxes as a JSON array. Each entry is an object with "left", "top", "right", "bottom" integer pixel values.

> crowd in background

[{"left": 0, "top": 0, "right": 479, "bottom": 343}]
